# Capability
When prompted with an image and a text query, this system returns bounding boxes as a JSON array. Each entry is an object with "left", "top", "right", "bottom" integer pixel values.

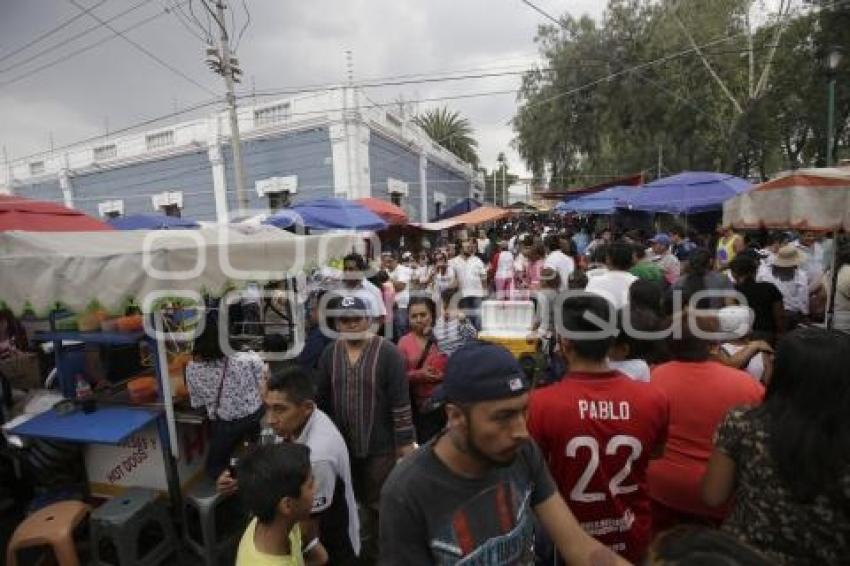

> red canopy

[
  {"left": 0, "top": 195, "right": 114, "bottom": 231},
  {"left": 355, "top": 198, "right": 409, "bottom": 225}
]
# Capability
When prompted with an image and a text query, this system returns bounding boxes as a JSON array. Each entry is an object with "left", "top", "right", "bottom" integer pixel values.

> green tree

[
  {"left": 513, "top": 0, "right": 848, "bottom": 184},
  {"left": 413, "top": 107, "right": 480, "bottom": 167}
]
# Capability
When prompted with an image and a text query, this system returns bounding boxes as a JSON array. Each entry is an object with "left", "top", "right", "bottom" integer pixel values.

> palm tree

[{"left": 412, "top": 107, "right": 480, "bottom": 168}]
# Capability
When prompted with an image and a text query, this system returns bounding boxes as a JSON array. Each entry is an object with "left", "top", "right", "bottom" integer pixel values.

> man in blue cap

[{"left": 378, "top": 341, "right": 625, "bottom": 566}]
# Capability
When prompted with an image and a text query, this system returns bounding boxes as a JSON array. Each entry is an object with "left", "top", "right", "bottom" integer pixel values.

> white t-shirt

[
  {"left": 288, "top": 409, "right": 361, "bottom": 556},
  {"left": 543, "top": 250, "right": 575, "bottom": 292},
  {"left": 721, "top": 343, "right": 765, "bottom": 382},
  {"left": 608, "top": 359, "right": 651, "bottom": 382},
  {"left": 495, "top": 251, "right": 515, "bottom": 278},
  {"left": 450, "top": 255, "right": 487, "bottom": 298},
  {"left": 390, "top": 265, "right": 412, "bottom": 309},
  {"left": 477, "top": 238, "right": 490, "bottom": 256},
  {"left": 585, "top": 270, "right": 638, "bottom": 310}
]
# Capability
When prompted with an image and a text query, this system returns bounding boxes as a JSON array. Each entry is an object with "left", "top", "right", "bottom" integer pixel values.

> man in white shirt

[
  {"left": 585, "top": 241, "right": 638, "bottom": 310},
  {"left": 543, "top": 234, "right": 575, "bottom": 292},
  {"left": 449, "top": 240, "right": 487, "bottom": 329},
  {"left": 341, "top": 253, "right": 386, "bottom": 321},
  {"left": 383, "top": 252, "right": 412, "bottom": 340},
  {"left": 217, "top": 366, "right": 361, "bottom": 565}
]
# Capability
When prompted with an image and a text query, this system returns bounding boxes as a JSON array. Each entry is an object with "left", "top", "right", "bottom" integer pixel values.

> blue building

[{"left": 1, "top": 89, "right": 483, "bottom": 223}]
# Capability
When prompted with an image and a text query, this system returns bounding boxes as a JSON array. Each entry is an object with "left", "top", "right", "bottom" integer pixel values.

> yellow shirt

[{"left": 236, "top": 518, "right": 304, "bottom": 566}]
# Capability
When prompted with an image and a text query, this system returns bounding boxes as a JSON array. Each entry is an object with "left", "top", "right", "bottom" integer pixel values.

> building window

[
  {"left": 146, "top": 130, "right": 174, "bottom": 150},
  {"left": 97, "top": 200, "right": 124, "bottom": 218},
  {"left": 93, "top": 144, "right": 117, "bottom": 161},
  {"left": 268, "top": 191, "right": 291, "bottom": 212},
  {"left": 254, "top": 103, "right": 291, "bottom": 127},
  {"left": 161, "top": 204, "right": 181, "bottom": 217},
  {"left": 390, "top": 193, "right": 402, "bottom": 207},
  {"left": 29, "top": 161, "right": 45, "bottom": 175}
]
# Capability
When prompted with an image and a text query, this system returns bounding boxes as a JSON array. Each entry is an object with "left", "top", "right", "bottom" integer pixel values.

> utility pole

[
  {"left": 657, "top": 144, "right": 663, "bottom": 178},
  {"left": 206, "top": 1, "right": 248, "bottom": 215}
]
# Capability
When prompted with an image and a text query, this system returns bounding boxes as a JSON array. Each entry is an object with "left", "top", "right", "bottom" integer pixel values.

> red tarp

[
  {"left": 0, "top": 195, "right": 114, "bottom": 232},
  {"left": 355, "top": 198, "right": 409, "bottom": 226}
]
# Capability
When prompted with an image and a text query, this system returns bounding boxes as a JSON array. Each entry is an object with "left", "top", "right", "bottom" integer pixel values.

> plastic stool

[
  {"left": 90, "top": 487, "right": 176, "bottom": 566},
  {"left": 6, "top": 499, "right": 90, "bottom": 566},
  {"left": 183, "top": 479, "right": 248, "bottom": 566}
]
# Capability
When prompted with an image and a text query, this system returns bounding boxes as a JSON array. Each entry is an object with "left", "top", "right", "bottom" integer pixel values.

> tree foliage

[
  {"left": 514, "top": 0, "right": 850, "bottom": 184},
  {"left": 413, "top": 106, "right": 480, "bottom": 168}
]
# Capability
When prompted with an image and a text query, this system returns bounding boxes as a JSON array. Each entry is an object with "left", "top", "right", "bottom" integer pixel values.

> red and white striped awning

[{"left": 723, "top": 167, "right": 850, "bottom": 231}]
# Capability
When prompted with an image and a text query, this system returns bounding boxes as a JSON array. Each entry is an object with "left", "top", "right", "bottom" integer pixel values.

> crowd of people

[{"left": 180, "top": 216, "right": 850, "bottom": 565}]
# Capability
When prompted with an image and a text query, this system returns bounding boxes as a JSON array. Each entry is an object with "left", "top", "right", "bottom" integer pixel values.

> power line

[
  {"left": 66, "top": 0, "right": 217, "bottom": 96},
  {"left": 0, "top": 0, "right": 153, "bottom": 75},
  {"left": 160, "top": 0, "right": 210, "bottom": 44},
  {"left": 519, "top": 0, "right": 563, "bottom": 28},
  {"left": 0, "top": 0, "right": 108, "bottom": 65}
]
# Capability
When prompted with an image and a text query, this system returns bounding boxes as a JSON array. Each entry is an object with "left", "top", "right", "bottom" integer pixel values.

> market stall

[
  {"left": 723, "top": 167, "right": 850, "bottom": 327},
  {"left": 0, "top": 226, "right": 359, "bottom": 504}
]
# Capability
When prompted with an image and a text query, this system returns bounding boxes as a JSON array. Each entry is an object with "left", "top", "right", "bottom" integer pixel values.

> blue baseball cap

[
  {"left": 327, "top": 295, "right": 369, "bottom": 318},
  {"left": 650, "top": 233, "right": 671, "bottom": 247},
  {"left": 432, "top": 341, "right": 530, "bottom": 403}
]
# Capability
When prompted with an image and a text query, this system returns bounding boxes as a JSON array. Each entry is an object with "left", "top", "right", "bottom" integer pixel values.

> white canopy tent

[
  {"left": 0, "top": 226, "right": 360, "bottom": 460},
  {"left": 0, "top": 226, "right": 359, "bottom": 315}
]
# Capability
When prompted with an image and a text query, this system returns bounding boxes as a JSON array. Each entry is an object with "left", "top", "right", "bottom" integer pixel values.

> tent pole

[{"left": 826, "top": 229, "right": 840, "bottom": 329}]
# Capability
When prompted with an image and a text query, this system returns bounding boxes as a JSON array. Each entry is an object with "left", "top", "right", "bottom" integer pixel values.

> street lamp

[{"left": 825, "top": 46, "right": 843, "bottom": 166}]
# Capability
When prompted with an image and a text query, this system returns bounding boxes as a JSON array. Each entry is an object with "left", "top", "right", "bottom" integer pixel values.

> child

[{"left": 236, "top": 443, "right": 328, "bottom": 565}]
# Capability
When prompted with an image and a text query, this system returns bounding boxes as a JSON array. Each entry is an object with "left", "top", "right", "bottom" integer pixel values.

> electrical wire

[
  {"left": 518, "top": 0, "right": 563, "bottom": 28},
  {"left": 0, "top": 0, "right": 108, "bottom": 64},
  {"left": 66, "top": 0, "right": 217, "bottom": 96},
  {"left": 160, "top": 0, "right": 210, "bottom": 44},
  {"left": 0, "top": 0, "right": 154, "bottom": 75},
  {"left": 232, "top": 0, "right": 251, "bottom": 54}
]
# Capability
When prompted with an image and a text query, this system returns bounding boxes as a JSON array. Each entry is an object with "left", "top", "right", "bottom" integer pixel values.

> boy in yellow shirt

[{"left": 236, "top": 443, "right": 327, "bottom": 565}]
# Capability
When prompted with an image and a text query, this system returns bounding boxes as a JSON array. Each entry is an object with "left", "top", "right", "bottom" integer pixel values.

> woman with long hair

[{"left": 703, "top": 327, "right": 850, "bottom": 563}]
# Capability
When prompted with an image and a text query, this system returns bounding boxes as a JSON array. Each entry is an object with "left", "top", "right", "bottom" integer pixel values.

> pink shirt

[{"left": 397, "top": 333, "right": 445, "bottom": 406}]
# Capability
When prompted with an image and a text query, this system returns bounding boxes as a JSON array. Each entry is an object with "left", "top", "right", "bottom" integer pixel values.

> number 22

[{"left": 565, "top": 435, "right": 642, "bottom": 503}]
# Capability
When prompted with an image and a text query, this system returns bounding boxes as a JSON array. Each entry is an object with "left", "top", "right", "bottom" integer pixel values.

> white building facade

[{"left": 1, "top": 88, "right": 484, "bottom": 223}]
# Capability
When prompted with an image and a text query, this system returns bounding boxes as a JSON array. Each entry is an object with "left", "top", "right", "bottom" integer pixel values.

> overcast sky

[{"left": 0, "top": 0, "right": 607, "bottom": 177}]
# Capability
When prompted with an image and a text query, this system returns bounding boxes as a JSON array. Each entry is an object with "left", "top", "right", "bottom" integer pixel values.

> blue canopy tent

[
  {"left": 108, "top": 213, "right": 200, "bottom": 230},
  {"left": 431, "top": 198, "right": 481, "bottom": 221},
  {"left": 559, "top": 186, "right": 639, "bottom": 215},
  {"left": 264, "top": 198, "right": 387, "bottom": 231},
  {"left": 622, "top": 172, "right": 752, "bottom": 214}
]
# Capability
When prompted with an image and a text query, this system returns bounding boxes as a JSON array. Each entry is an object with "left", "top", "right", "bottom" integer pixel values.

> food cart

[{"left": 0, "top": 226, "right": 358, "bottom": 508}]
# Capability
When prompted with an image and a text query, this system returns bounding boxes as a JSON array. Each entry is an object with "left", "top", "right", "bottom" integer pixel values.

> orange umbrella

[{"left": 355, "top": 197, "right": 409, "bottom": 225}]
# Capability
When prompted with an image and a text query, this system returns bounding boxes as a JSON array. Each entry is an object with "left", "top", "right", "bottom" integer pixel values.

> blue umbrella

[
  {"left": 280, "top": 198, "right": 388, "bottom": 231},
  {"left": 262, "top": 209, "right": 303, "bottom": 230},
  {"left": 108, "top": 213, "right": 200, "bottom": 230},
  {"left": 624, "top": 172, "right": 752, "bottom": 214}
]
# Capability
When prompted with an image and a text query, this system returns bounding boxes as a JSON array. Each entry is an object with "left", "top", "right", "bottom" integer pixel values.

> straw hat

[{"left": 773, "top": 245, "right": 803, "bottom": 268}]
